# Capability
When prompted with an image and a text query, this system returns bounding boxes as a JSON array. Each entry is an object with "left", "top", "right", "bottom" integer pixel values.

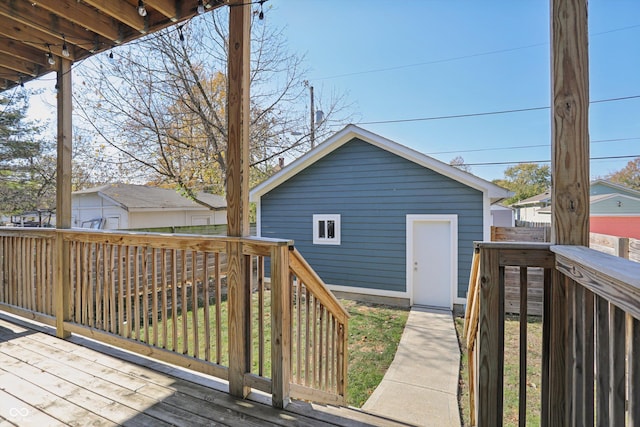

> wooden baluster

[
  {"left": 318, "top": 304, "right": 324, "bottom": 390},
  {"left": 270, "top": 244, "right": 290, "bottom": 408},
  {"left": 171, "top": 249, "right": 178, "bottom": 352},
  {"left": 192, "top": 251, "right": 199, "bottom": 358},
  {"left": 95, "top": 243, "right": 102, "bottom": 330},
  {"left": 215, "top": 252, "right": 222, "bottom": 364},
  {"left": 629, "top": 316, "right": 640, "bottom": 425},
  {"left": 134, "top": 246, "right": 141, "bottom": 340},
  {"left": 324, "top": 308, "right": 330, "bottom": 391},
  {"left": 142, "top": 246, "right": 149, "bottom": 343},
  {"left": 518, "top": 267, "right": 528, "bottom": 427},
  {"left": 117, "top": 246, "right": 125, "bottom": 336},
  {"left": 161, "top": 248, "right": 168, "bottom": 348},
  {"left": 151, "top": 248, "right": 158, "bottom": 346},
  {"left": 572, "top": 284, "right": 595, "bottom": 426},
  {"left": 304, "top": 286, "right": 312, "bottom": 387},
  {"left": 610, "top": 304, "right": 625, "bottom": 425},
  {"left": 181, "top": 250, "right": 188, "bottom": 354},
  {"left": 109, "top": 244, "right": 116, "bottom": 334},
  {"left": 258, "top": 256, "right": 265, "bottom": 376},
  {"left": 295, "top": 276, "right": 302, "bottom": 384},
  {"left": 203, "top": 252, "right": 211, "bottom": 362}
]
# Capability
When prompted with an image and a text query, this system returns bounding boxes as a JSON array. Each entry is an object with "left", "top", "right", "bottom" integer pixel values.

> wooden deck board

[{"left": 0, "top": 315, "right": 406, "bottom": 427}]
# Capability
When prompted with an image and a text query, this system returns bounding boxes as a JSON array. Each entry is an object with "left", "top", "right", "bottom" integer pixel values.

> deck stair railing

[
  {"left": 0, "top": 228, "right": 349, "bottom": 408},
  {"left": 465, "top": 241, "right": 640, "bottom": 426}
]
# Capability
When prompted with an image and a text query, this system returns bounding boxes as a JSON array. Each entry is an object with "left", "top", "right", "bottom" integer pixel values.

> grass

[
  {"left": 455, "top": 314, "right": 543, "bottom": 427},
  {"left": 144, "top": 293, "right": 409, "bottom": 408},
  {"left": 342, "top": 299, "right": 409, "bottom": 407}
]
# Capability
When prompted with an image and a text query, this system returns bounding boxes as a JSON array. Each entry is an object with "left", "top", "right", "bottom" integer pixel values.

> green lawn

[
  {"left": 455, "top": 315, "right": 543, "bottom": 427},
  {"left": 342, "top": 300, "right": 409, "bottom": 407},
  {"left": 145, "top": 293, "right": 409, "bottom": 407}
]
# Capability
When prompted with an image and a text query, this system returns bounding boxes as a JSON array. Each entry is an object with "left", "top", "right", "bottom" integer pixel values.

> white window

[{"left": 313, "top": 214, "right": 341, "bottom": 245}]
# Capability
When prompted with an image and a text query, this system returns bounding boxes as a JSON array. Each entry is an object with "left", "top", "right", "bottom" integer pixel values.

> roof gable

[
  {"left": 590, "top": 180, "right": 640, "bottom": 198},
  {"left": 250, "top": 125, "right": 511, "bottom": 203}
]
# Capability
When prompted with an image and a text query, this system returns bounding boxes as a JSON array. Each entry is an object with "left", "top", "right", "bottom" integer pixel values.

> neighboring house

[
  {"left": 491, "top": 204, "right": 515, "bottom": 227},
  {"left": 72, "top": 183, "right": 227, "bottom": 230},
  {"left": 250, "top": 125, "right": 512, "bottom": 309},
  {"left": 510, "top": 191, "right": 552, "bottom": 225},
  {"left": 514, "top": 180, "right": 640, "bottom": 239},
  {"left": 589, "top": 180, "right": 640, "bottom": 239}
]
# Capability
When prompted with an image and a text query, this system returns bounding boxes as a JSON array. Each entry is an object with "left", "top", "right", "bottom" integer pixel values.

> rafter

[
  {"left": 0, "top": 18, "right": 77, "bottom": 61},
  {"left": 0, "top": 0, "right": 226, "bottom": 90},
  {"left": 0, "top": 38, "right": 47, "bottom": 67},
  {"left": 82, "top": 0, "right": 147, "bottom": 34},
  {"left": 0, "top": 55, "right": 41, "bottom": 77},
  {"left": 145, "top": 0, "right": 182, "bottom": 21},
  {"left": 0, "top": 1, "right": 97, "bottom": 58},
  {"left": 31, "top": 0, "right": 123, "bottom": 44}
]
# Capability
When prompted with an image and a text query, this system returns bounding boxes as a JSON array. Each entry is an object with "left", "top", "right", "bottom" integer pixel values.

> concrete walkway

[{"left": 362, "top": 306, "right": 461, "bottom": 427}]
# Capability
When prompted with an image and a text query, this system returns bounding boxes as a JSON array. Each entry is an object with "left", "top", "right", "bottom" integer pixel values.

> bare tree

[{"left": 73, "top": 8, "right": 352, "bottom": 197}]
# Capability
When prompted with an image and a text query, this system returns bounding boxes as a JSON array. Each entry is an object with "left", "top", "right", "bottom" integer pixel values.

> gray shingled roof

[{"left": 74, "top": 184, "right": 226, "bottom": 210}]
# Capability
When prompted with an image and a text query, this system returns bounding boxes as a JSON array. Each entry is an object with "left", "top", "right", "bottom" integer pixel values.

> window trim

[{"left": 313, "top": 214, "right": 341, "bottom": 245}]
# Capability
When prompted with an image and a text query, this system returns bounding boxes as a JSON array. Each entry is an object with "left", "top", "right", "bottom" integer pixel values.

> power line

[
  {"left": 464, "top": 154, "right": 640, "bottom": 167},
  {"left": 315, "top": 23, "right": 640, "bottom": 81},
  {"left": 427, "top": 137, "right": 640, "bottom": 155},
  {"left": 356, "top": 94, "right": 640, "bottom": 125}
]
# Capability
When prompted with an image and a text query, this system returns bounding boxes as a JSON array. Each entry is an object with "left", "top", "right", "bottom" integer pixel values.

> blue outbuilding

[{"left": 250, "top": 125, "right": 511, "bottom": 309}]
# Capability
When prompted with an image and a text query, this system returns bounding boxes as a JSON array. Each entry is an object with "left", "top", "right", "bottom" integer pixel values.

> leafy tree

[
  {"left": 493, "top": 163, "right": 550, "bottom": 205},
  {"left": 0, "top": 91, "right": 55, "bottom": 216},
  {"left": 73, "top": 9, "right": 352, "bottom": 198},
  {"left": 606, "top": 157, "right": 640, "bottom": 190}
]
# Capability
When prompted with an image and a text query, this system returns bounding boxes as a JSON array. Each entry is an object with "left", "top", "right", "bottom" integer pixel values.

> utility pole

[
  {"left": 309, "top": 84, "right": 315, "bottom": 149},
  {"left": 305, "top": 80, "right": 315, "bottom": 149}
]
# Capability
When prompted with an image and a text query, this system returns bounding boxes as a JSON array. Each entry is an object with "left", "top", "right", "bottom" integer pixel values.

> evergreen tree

[{"left": 0, "top": 91, "right": 55, "bottom": 217}]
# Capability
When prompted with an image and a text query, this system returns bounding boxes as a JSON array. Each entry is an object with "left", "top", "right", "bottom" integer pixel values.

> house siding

[
  {"left": 591, "top": 196, "right": 640, "bottom": 215},
  {"left": 260, "top": 138, "right": 483, "bottom": 298}
]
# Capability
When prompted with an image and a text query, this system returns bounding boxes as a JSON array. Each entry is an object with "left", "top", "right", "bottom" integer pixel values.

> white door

[{"left": 407, "top": 215, "right": 457, "bottom": 308}]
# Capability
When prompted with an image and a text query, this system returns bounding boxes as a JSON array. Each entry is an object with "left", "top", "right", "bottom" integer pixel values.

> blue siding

[{"left": 260, "top": 138, "right": 483, "bottom": 298}]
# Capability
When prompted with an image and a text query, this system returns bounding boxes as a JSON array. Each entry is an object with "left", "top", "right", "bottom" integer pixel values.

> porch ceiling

[{"left": 0, "top": 0, "right": 225, "bottom": 91}]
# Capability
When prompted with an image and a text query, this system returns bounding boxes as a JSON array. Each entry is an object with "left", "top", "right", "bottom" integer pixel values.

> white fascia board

[{"left": 127, "top": 206, "right": 210, "bottom": 213}]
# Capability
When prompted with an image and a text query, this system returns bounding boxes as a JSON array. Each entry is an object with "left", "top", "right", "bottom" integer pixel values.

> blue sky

[
  {"left": 23, "top": 1, "right": 640, "bottom": 183},
  {"left": 264, "top": 0, "right": 640, "bottom": 182}
]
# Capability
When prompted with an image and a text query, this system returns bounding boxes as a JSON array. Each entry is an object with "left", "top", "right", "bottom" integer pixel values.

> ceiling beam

[
  {"left": 82, "top": 0, "right": 147, "bottom": 34},
  {"left": 0, "top": 63, "right": 34, "bottom": 83},
  {"left": 0, "top": 56, "right": 41, "bottom": 77},
  {"left": 31, "top": 0, "right": 123, "bottom": 44},
  {"left": 145, "top": 0, "right": 181, "bottom": 21},
  {"left": 0, "top": 38, "right": 48, "bottom": 66},
  {"left": 0, "top": 1, "right": 97, "bottom": 58},
  {"left": 0, "top": 17, "right": 77, "bottom": 61}
]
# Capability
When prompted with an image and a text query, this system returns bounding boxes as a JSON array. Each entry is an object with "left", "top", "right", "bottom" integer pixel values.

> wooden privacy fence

[
  {"left": 0, "top": 228, "right": 349, "bottom": 407},
  {"left": 465, "top": 241, "right": 640, "bottom": 426}
]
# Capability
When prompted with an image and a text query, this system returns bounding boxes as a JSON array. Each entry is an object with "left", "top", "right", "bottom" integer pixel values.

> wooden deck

[{"left": 0, "top": 315, "right": 405, "bottom": 427}]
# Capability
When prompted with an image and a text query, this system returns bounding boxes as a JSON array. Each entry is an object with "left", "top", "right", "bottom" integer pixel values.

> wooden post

[
  {"left": 55, "top": 58, "right": 73, "bottom": 339},
  {"left": 270, "top": 244, "right": 291, "bottom": 408},
  {"left": 477, "top": 247, "right": 504, "bottom": 426},
  {"left": 226, "top": 0, "right": 251, "bottom": 399},
  {"left": 549, "top": 0, "right": 589, "bottom": 425}
]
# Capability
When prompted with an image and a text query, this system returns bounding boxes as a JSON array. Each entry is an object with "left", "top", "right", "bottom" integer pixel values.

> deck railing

[
  {"left": 0, "top": 228, "right": 349, "bottom": 407},
  {"left": 0, "top": 229, "right": 57, "bottom": 323},
  {"left": 466, "top": 241, "right": 640, "bottom": 426}
]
